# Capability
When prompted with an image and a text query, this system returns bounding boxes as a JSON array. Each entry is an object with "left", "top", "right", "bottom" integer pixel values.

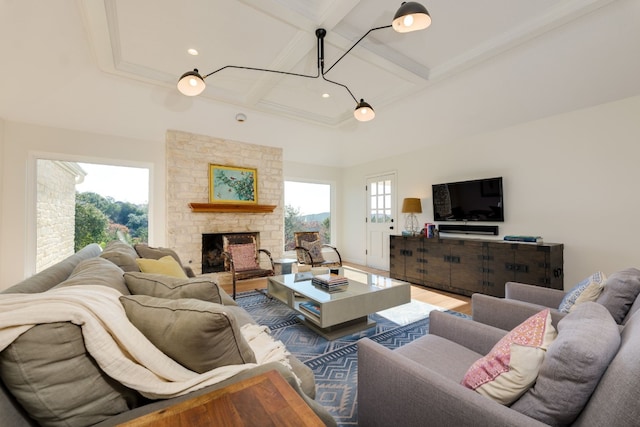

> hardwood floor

[{"left": 226, "top": 262, "right": 472, "bottom": 316}]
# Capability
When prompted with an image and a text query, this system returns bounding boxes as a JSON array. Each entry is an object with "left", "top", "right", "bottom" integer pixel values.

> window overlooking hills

[
  {"left": 284, "top": 181, "right": 332, "bottom": 251},
  {"left": 36, "top": 160, "right": 149, "bottom": 272}
]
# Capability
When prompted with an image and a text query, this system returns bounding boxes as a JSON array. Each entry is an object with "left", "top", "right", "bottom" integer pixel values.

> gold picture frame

[{"left": 209, "top": 164, "right": 258, "bottom": 204}]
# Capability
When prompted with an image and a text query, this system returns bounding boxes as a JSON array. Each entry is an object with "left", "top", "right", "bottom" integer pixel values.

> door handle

[{"left": 389, "top": 226, "right": 394, "bottom": 230}]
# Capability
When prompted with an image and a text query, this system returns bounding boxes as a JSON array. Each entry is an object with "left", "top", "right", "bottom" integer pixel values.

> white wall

[
  {"left": 0, "top": 118, "right": 4, "bottom": 279},
  {"left": 341, "top": 95, "right": 640, "bottom": 288},
  {"left": 0, "top": 121, "right": 166, "bottom": 289},
  {"left": 2, "top": 95, "right": 639, "bottom": 290}
]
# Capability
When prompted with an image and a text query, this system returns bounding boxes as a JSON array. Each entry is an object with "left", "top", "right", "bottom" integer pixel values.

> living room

[
  {"left": 2, "top": 2, "right": 640, "bottom": 426},
  {"left": 1, "top": 0, "right": 639, "bottom": 289}
]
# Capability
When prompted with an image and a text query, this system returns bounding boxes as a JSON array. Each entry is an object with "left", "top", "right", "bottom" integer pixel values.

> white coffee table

[{"left": 267, "top": 266, "right": 411, "bottom": 339}]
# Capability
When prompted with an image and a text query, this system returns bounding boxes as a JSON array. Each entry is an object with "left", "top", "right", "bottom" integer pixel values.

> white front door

[{"left": 366, "top": 173, "right": 396, "bottom": 271}]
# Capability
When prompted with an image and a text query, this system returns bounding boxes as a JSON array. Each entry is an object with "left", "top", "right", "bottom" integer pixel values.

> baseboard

[{"left": 438, "top": 224, "right": 499, "bottom": 235}]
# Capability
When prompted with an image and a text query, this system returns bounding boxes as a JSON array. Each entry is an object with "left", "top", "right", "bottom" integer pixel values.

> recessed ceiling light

[
  {"left": 322, "top": 93, "right": 330, "bottom": 98},
  {"left": 187, "top": 48, "right": 198, "bottom": 56}
]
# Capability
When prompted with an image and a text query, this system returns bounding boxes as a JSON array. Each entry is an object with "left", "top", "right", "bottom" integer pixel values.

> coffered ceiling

[
  {"left": 82, "top": 0, "right": 621, "bottom": 125},
  {"left": 1, "top": 0, "right": 639, "bottom": 166}
]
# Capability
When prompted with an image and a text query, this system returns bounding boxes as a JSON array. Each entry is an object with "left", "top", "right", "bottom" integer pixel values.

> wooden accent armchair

[
  {"left": 222, "top": 234, "right": 274, "bottom": 299},
  {"left": 293, "top": 231, "right": 342, "bottom": 269}
]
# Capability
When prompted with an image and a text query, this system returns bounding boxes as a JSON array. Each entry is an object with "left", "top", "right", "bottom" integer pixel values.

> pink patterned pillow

[
  {"left": 461, "top": 309, "right": 557, "bottom": 405},
  {"left": 228, "top": 243, "right": 260, "bottom": 272}
]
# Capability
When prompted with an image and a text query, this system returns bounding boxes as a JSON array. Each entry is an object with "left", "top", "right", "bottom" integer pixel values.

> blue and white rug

[{"left": 236, "top": 291, "right": 469, "bottom": 426}]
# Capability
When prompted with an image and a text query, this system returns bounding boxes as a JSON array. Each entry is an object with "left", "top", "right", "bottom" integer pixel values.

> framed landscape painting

[{"left": 209, "top": 164, "right": 257, "bottom": 204}]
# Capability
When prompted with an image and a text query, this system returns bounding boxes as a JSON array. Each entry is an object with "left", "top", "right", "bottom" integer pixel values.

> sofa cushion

[
  {"left": 461, "top": 309, "right": 556, "bottom": 405},
  {"left": 558, "top": 271, "right": 606, "bottom": 313},
  {"left": 54, "top": 257, "right": 130, "bottom": 295},
  {"left": 119, "top": 295, "right": 256, "bottom": 373},
  {"left": 511, "top": 302, "right": 620, "bottom": 425},
  {"left": 135, "top": 255, "right": 188, "bottom": 279},
  {"left": 124, "top": 272, "right": 223, "bottom": 304},
  {"left": 596, "top": 268, "right": 640, "bottom": 323},
  {"left": 100, "top": 240, "right": 140, "bottom": 272},
  {"left": 134, "top": 244, "right": 182, "bottom": 264},
  {"left": 228, "top": 243, "right": 260, "bottom": 271},
  {"left": 0, "top": 322, "right": 139, "bottom": 427}
]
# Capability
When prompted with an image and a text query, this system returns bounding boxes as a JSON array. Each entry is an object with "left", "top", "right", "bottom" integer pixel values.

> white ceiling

[{"left": 1, "top": 0, "right": 639, "bottom": 166}]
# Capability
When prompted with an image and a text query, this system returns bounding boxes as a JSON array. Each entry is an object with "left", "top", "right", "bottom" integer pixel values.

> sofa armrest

[
  {"left": 472, "top": 293, "right": 566, "bottom": 330},
  {"left": 505, "top": 282, "right": 566, "bottom": 307},
  {"left": 428, "top": 311, "right": 506, "bottom": 355},
  {"left": 357, "top": 338, "right": 547, "bottom": 427}
]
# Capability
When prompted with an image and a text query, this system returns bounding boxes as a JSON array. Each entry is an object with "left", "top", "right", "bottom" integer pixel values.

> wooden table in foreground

[{"left": 118, "top": 370, "right": 325, "bottom": 427}]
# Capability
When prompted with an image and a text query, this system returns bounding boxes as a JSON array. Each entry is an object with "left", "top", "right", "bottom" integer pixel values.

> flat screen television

[{"left": 432, "top": 177, "right": 504, "bottom": 222}]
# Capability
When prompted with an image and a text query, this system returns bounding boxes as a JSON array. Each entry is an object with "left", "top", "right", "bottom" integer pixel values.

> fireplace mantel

[{"left": 188, "top": 203, "right": 277, "bottom": 213}]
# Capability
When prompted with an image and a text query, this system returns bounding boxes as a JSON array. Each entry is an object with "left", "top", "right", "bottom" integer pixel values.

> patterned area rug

[{"left": 236, "top": 290, "right": 468, "bottom": 426}]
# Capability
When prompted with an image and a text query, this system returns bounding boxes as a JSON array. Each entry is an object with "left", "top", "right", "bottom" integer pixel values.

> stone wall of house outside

[
  {"left": 166, "top": 130, "right": 284, "bottom": 275},
  {"left": 36, "top": 160, "right": 79, "bottom": 272}
]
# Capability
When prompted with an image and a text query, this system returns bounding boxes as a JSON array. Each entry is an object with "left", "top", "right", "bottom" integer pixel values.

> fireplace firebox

[{"left": 201, "top": 232, "right": 260, "bottom": 274}]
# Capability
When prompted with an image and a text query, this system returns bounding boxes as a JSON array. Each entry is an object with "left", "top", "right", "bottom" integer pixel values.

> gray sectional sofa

[
  {"left": 358, "top": 268, "right": 640, "bottom": 426},
  {"left": 0, "top": 243, "right": 335, "bottom": 426}
]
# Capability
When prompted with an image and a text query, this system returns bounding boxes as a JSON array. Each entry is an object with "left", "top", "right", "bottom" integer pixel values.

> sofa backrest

[
  {"left": 1, "top": 244, "right": 102, "bottom": 295},
  {"left": 574, "top": 308, "right": 640, "bottom": 426}
]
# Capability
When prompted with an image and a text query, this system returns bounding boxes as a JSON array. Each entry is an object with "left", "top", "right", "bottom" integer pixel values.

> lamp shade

[
  {"left": 392, "top": 2, "right": 432, "bottom": 33},
  {"left": 354, "top": 99, "right": 375, "bottom": 122},
  {"left": 177, "top": 69, "right": 206, "bottom": 96},
  {"left": 401, "top": 198, "right": 422, "bottom": 213}
]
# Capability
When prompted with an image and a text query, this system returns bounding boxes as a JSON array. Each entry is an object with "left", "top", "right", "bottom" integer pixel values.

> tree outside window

[{"left": 284, "top": 181, "right": 331, "bottom": 250}]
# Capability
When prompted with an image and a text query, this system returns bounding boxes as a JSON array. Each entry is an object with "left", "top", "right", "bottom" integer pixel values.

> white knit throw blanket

[{"left": 0, "top": 285, "right": 295, "bottom": 399}]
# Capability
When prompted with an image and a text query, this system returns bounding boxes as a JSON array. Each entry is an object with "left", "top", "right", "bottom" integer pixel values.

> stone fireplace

[
  {"left": 201, "top": 232, "right": 260, "bottom": 274},
  {"left": 165, "top": 130, "right": 284, "bottom": 275}
]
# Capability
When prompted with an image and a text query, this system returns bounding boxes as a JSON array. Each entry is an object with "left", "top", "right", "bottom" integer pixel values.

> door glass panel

[{"left": 369, "top": 180, "right": 393, "bottom": 224}]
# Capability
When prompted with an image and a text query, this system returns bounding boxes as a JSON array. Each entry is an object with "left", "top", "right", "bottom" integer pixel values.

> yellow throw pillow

[{"left": 135, "top": 255, "right": 188, "bottom": 278}]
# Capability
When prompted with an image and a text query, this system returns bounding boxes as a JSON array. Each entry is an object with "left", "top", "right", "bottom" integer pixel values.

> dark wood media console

[{"left": 389, "top": 235, "right": 563, "bottom": 298}]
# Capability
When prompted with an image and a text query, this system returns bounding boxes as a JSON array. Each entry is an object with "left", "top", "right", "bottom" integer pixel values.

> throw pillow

[
  {"left": 301, "top": 239, "right": 325, "bottom": 264},
  {"left": 461, "top": 309, "right": 557, "bottom": 405},
  {"left": 511, "top": 302, "right": 620, "bottom": 425},
  {"left": 558, "top": 271, "right": 606, "bottom": 313},
  {"left": 123, "top": 272, "right": 223, "bottom": 304},
  {"left": 135, "top": 255, "right": 188, "bottom": 279},
  {"left": 134, "top": 244, "right": 183, "bottom": 265},
  {"left": 53, "top": 257, "right": 130, "bottom": 295},
  {"left": 0, "top": 322, "right": 140, "bottom": 427},
  {"left": 228, "top": 243, "right": 260, "bottom": 271},
  {"left": 100, "top": 240, "right": 140, "bottom": 272},
  {"left": 134, "top": 244, "right": 193, "bottom": 277},
  {"left": 119, "top": 295, "right": 257, "bottom": 373},
  {"left": 570, "top": 280, "right": 605, "bottom": 311},
  {"left": 596, "top": 268, "right": 640, "bottom": 323}
]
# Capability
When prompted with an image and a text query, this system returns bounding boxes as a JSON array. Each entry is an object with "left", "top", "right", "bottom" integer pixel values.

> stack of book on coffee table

[{"left": 311, "top": 273, "right": 349, "bottom": 291}]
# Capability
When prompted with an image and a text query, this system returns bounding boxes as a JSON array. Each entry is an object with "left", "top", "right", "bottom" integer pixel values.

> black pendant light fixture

[{"left": 177, "top": 2, "right": 431, "bottom": 122}]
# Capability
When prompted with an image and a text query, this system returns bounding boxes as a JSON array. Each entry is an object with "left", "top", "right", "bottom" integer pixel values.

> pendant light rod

[
  {"left": 315, "top": 28, "right": 357, "bottom": 103},
  {"left": 323, "top": 25, "right": 391, "bottom": 75},
  {"left": 201, "top": 63, "right": 318, "bottom": 81}
]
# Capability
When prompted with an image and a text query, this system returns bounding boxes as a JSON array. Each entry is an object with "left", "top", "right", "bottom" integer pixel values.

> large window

[
  {"left": 284, "top": 181, "right": 332, "bottom": 250},
  {"left": 36, "top": 159, "right": 149, "bottom": 272}
]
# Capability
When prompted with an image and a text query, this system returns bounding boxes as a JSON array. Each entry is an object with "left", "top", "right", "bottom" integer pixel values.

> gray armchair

[
  {"left": 357, "top": 301, "right": 640, "bottom": 427},
  {"left": 473, "top": 268, "right": 640, "bottom": 331}
]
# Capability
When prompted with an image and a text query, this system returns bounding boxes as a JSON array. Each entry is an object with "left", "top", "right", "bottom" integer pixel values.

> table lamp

[{"left": 401, "top": 198, "right": 422, "bottom": 235}]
